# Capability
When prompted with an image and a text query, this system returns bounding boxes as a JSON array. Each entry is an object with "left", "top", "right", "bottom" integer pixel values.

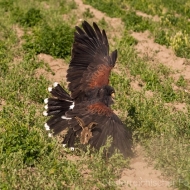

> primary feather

[{"left": 67, "top": 20, "right": 117, "bottom": 100}]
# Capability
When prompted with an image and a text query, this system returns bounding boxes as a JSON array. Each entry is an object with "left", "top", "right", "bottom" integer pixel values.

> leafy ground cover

[
  {"left": 0, "top": 0, "right": 190, "bottom": 189},
  {"left": 84, "top": 0, "right": 190, "bottom": 59},
  {"left": 83, "top": 0, "right": 190, "bottom": 189}
]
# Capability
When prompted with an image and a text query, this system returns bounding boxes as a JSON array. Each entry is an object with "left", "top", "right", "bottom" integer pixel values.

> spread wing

[
  {"left": 67, "top": 21, "right": 117, "bottom": 99},
  {"left": 66, "top": 102, "right": 133, "bottom": 158}
]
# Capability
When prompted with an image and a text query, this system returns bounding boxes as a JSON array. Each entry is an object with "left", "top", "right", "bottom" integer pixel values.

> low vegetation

[
  {"left": 84, "top": 0, "right": 190, "bottom": 189},
  {"left": 0, "top": 0, "right": 190, "bottom": 189}
]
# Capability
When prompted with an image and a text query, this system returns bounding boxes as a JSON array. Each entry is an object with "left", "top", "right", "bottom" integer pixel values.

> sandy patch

[
  {"left": 13, "top": 25, "right": 24, "bottom": 39},
  {"left": 130, "top": 80, "right": 143, "bottom": 92},
  {"left": 36, "top": 53, "right": 68, "bottom": 84},
  {"left": 118, "top": 145, "right": 174, "bottom": 190},
  {"left": 0, "top": 99, "right": 6, "bottom": 111},
  {"left": 136, "top": 10, "right": 160, "bottom": 22},
  {"left": 130, "top": 80, "right": 154, "bottom": 97},
  {"left": 62, "top": 0, "right": 125, "bottom": 42},
  {"left": 131, "top": 31, "right": 190, "bottom": 83},
  {"left": 165, "top": 102, "right": 188, "bottom": 113},
  {"left": 123, "top": 69, "right": 154, "bottom": 97},
  {"left": 132, "top": 31, "right": 184, "bottom": 70}
]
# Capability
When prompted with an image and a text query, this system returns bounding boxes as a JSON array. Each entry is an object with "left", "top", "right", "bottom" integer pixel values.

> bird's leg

[{"left": 75, "top": 117, "right": 97, "bottom": 144}]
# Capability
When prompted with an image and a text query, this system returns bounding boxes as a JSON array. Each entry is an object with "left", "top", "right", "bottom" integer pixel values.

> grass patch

[
  {"left": 23, "top": 22, "right": 74, "bottom": 58},
  {"left": 59, "top": 0, "right": 77, "bottom": 14},
  {"left": 84, "top": 0, "right": 190, "bottom": 59},
  {"left": 108, "top": 26, "right": 190, "bottom": 189},
  {"left": 12, "top": 7, "right": 43, "bottom": 27},
  {"left": 83, "top": 8, "right": 94, "bottom": 18},
  {"left": 1, "top": 0, "right": 190, "bottom": 189}
]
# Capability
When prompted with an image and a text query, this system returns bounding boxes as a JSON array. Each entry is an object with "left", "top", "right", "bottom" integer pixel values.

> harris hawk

[{"left": 43, "top": 21, "right": 133, "bottom": 158}]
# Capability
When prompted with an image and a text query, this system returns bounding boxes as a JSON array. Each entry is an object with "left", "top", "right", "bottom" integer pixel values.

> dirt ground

[
  {"left": 117, "top": 146, "right": 174, "bottom": 190},
  {"left": 36, "top": 53, "right": 68, "bottom": 84}
]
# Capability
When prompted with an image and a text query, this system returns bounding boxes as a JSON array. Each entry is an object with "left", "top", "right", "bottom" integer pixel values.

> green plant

[
  {"left": 176, "top": 75, "right": 187, "bottom": 88},
  {"left": 0, "top": 0, "right": 14, "bottom": 12},
  {"left": 154, "top": 30, "right": 170, "bottom": 46},
  {"left": 12, "top": 7, "right": 43, "bottom": 27},
  {"left": 23, "top": 23, "right": 74, "bottom": 58},
  {"left": 21, "top": 8, "right": 43, "bottom": 27},
  {"left": 59, "top": 0, "right": 77, "bottom": 14},
  {"left": 122, "top": 11, "right": 152, "bottom": 32},
  {"left": 83, "top": 8, "right": 94, "bottom": 18},
  {"left": 98, "top": 17, "right": 108, "bottom": 28}
]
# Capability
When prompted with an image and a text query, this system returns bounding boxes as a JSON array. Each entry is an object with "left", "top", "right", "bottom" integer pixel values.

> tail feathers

[
  {"left": 44, "top": 98, "right": 74, "bottom": 116},
  {"left": 43, "top": 83, "right": 75, "bottom": 136},
  {"left": 52, "top": 118, "right": 70, "bottom": 135},
  {"left": 48, "top": 82, "right": 73, "bottom": 101},
  {"left": 45, "top": 114, "right": 71, "bottom": 135},
  {"left": 43, "top": 83, "right": 75, "bottom": 117},
  {"left": 46, "top": 112, "right": 66, "bottom": 127},
  {"left": 62, "top": 128, "right": 76, "bottom": 148}
]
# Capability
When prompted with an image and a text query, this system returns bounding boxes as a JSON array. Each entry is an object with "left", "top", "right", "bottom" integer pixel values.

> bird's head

[
  {"left": 105, "top": 85, "right": 115, "bottom": 98},
  {"left": 98, "top": 85, "right": 115, "bottom": 106}
]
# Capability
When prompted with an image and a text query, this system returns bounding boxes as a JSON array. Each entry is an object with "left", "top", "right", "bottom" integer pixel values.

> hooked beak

[{"left": 111, "top": 93, "right": 115, "bottom": 99}]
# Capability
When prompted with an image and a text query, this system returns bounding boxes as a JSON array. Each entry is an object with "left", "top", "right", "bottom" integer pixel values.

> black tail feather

[
  {"left": 43, "top": 83, "right": 74, "bottom": 116},
  {"left": 62, "top": 128, "right": 76, "bottom": 148},
  {"left": 49, "top": 82, "right": 73, "bottom": 101},
  {"left": 43, "top": 83, "right": 74, "bottom": 137},
  {"left": 53, "top": 118, "right": 70, "bottom": 135},
  {"left": 44, "top": 98, "right": 73, "bottom": 116}
]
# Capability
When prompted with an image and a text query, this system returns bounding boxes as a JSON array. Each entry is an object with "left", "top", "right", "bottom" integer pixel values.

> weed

[
  {"left": 176, "top": 75, "right": 187, "bottom": 88},
  {"left": 83, "top": 8, "right": 94, "bottom": 18},
  {"left": 23, "top": 22, "right": 74, "bottom": 58},
  {"left": 12, "top": 7, "right": 42, "bottom": 27},
  {"left": 154, "top": 30, "right": 170, "bottom": 46},
  {"left": 19, "top": 8, "right": 43, "bottom": 27},
  {"left": 98, "top": 17, "right": 108, "bottom": 28},
  {"left": 59, "top": 0, "right": 77, "bottom": 14}
]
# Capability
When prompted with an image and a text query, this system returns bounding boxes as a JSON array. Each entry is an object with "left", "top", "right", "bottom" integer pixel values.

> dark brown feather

[
  {"left": 87, "top": 102, "right": 113, "bottom": 116},
  {"left": 67, "top": 21, "right": 117, "bottom": 99},
  {"left": 65, "top": 101, "right": 133, "bottom": 158}
]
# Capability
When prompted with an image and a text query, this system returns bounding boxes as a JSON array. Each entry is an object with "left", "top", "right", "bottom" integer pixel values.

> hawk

[{"left": 43, "top": 21, "right": 133, "bottom": 158}]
